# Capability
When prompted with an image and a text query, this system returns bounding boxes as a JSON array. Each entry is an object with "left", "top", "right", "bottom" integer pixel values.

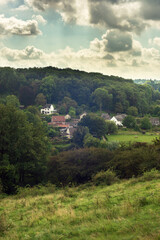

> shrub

[
  {"left": 47, "top": 148, "right": 113, "bottom": 186},
  {"left": 92, "top": 169, "right": 118, "bottom": 186},
  {"left": 16, "top": 183, "right": 56, "bottom": 198},
  {"left": 111, "top": 145, "right": 160, "bottom": 179},
  {"left": 141, "top": 169, "right": 160, "bottom": 181}
]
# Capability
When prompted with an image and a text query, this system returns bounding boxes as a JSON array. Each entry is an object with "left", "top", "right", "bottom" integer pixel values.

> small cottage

[
  {"left": 111, "top": 116, "right": 123, "bottom": 126},
  {"left": 150, "top": 117, "right": 160, "bottom": 126},
  {"left": 41, "top": 104, "right": 56, "bottom": 115},
  {"left": 101, "top": 113, "right": 111, "bottom": 120},
  {"left": 51, "top": 116, "right": 66, "bottom": 125},
  {"left": 115, "top": 114, "right": 127, "bottom": 122},
  {"left": 80, "top": 112, "right": 87, "bottom": 120}
]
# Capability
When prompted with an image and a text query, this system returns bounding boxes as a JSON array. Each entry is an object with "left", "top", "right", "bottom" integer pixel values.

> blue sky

[{"left": 1, "top": 0, "right": 160, "bottom": 79}]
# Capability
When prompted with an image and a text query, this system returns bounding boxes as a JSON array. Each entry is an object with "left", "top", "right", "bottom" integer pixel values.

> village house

[
  {"left": 51, "top": 116, "right": 66, "bottom": 126},
  {"left": 41, "top": 104, "right": 57, "bottom": 115},
  {"left": 115, "top": 114, "right": 127, "bottom": 122},
  {"left": 65, "top": 114, "right": 71, "bottom": 120},
  {"left": 101, "top": 113, "right": 111, "bottom": 120},
  {"left": 60, "top": 126, "right": 77, "bottom": 139},
  {"left": 110, "top": 116, "right": 123, "bottom": 126},
  {"left": 150, "top": 117, "right": 160, "bottom": 126},
  {"left": 80, "top": 112, "right": 87, "bottom": 120}
]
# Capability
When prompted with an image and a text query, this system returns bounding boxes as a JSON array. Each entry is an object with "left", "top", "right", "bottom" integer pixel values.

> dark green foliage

[
  {"left": 127, "top": 106, "right": 138, "bottom": 116},
  {"left": 35, "top": 93, "right": 47, "bottom": 106},
  {"left": 83, "top": 134, "right": 101, "bottom": 148},
  {"left": 110, "top": 144, "right": 160, "bottom": 178},
  {"left": 72, "top": 126, "right": 89, "bottom": 147},
  {"left": 79, "top": 113, "right": 108, "bottom": 138},
  {"left": 19, "top": 86, "right": 35, "bottom": 106},
  {"left": 123, "top": 115, "right": 137, "bottom": 129},
  {"left": 106, "top": 120, "right": 118, "bottom": 134},
  {"left": 0, "top": 104, "right": 50, "bottom": 194},
  {"left": 47, "top": 148, "right": 113, "bottom": 186},
  {"left": 140, "top": 117, "right": 152, "bottom": 130},
  {"left": 40, "top": 75, "right": 56, "bottom": 102},
  {"left": 92, "top": 88, "right": 113, "bottom": 111},
  {"left": 0, "top": 67, "right": 158, "bottom": 115}
]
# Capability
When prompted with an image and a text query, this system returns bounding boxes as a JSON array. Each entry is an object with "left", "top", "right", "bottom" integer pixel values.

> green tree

[
  {"left": 0, "top": 104, "right": 50, "bottom": 193},
  {"left": 140, "top": 117, "right": 152, "bottom": 130},
  {"left": 69, "top": 106, "right": 76, "bottom": 117},
  {"left": 5, "top": 95, "right": 20, "bottom": 108},
  {"left": 83, "top": 134, "right": 101, "bottom": 148},
  {"left": 106, "top": 121, "right": 118, "bottom": 134},
  {"left": 92, "top": 88, "right": 112, "bottom": 112},
  {"left": 79, "top": 113, "right": 108, "bottom": 138},
  {"left": 72, "top": 126, "right": 89, "bottom": 147},
  {"left": 40, "top": 75, "right": 56, "bottom": 102},
  {"left": 35, "top": 93, "right": 47, "bottom": 106},
  {"left": 123, "top": 115, "right": 137, "bottom": 129},
  {"left": 19, "top": 86, "right": 35, "bottom": 106},
  {"left": 127, "top": 106, "right": 138, "bottom": 116}
]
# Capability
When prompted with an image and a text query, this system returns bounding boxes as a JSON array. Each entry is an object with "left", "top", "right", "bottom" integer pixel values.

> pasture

[
  {"left": 1, "top": 174, "right": 160, "bottom": 240},
  {"left": 107, "top": 132, "right": 159, "bottom": 143}
]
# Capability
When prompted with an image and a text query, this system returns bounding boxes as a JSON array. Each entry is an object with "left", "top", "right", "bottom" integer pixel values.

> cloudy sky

[{"left": 1, "top": 0, "right": 160, "bottom": 79}]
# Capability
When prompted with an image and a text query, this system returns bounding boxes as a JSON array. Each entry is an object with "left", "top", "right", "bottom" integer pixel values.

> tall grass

[{"left": 0, "top": 171, "right": 160, "bottom": 240}]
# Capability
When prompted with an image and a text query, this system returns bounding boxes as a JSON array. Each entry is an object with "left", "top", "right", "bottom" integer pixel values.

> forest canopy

[{"left": 0, "top": 66, "right": 159, "bottom": 115}]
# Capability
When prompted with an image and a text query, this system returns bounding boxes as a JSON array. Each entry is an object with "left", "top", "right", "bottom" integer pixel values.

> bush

[
  {"left": 92, "top": 169, "right": 118, "bottom": 186},
  {"left": 16, "top": 183, "right": 56, "bottom": 198},
  {"left": 111, "top": 145, "right": 160, "bottom": 179},
  {"left": 141, "top": 169, "right": 160, "bottom": 181},
  {"left": 47, "top": 148, "right": 113, "bottom": 186}
]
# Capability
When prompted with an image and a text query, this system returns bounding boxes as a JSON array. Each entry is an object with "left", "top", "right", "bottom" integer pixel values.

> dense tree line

[
  {"left": 0, "top": 67, "right": 160, "bottom": 115},
  {"left": 47, "top": 141, "right": 160, "bottom": 186},
  {"left": 0, "top": 98, "right": 50, "bottom": 194}
]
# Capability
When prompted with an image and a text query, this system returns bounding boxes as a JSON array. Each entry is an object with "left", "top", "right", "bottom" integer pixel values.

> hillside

[
  {"left": 0, "top": 66, "right": 159, "bottom": 115},
  {"left": 1, "top": 174, "right": 160, "bottom": 240}
]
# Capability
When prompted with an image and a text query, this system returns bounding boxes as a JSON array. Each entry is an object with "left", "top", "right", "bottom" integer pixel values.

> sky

[{"left": 1, "top": 0, "right": 160, "bottom": 79}]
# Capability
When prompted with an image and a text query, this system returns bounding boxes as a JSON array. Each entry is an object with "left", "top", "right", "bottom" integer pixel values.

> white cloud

[
  {"left": 0, "top": 15, "right": 41, "bottom": 36},
  {"left": 14, "top": 5, "right": 29, "bottom": 11},
  {"left": 153, "top": 37, "right": 160, "bottom": 48},
  {"left": 1, "top": 29, "right": 160, "bottom": 79},
  {"left": 32, "top": 15, "right": 47, "bottom": 24},
  {"left": 0, "top": 0, "right": 16, "bottom": 5},
  {"left": 1, "top": 46, "right": 44, "bottom": 61}
]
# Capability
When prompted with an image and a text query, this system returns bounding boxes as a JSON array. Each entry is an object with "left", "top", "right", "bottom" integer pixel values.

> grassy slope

[{"left": 1, "top": 179, "right": 160, "bottom": 240}]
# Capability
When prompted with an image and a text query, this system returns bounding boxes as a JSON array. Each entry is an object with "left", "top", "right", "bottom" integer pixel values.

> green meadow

[
  {"left": 1, "top": 173, "right": 160, "bottom": 240},
  {"left": 107, "top": 132, "right": 159, "bottom": 143}
]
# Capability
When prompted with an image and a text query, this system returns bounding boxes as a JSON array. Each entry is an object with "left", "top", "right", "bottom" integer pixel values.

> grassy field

[
  {"left": 107, "top": 132, "right": 159, "bottom": 143},
  {"left": 1, "top": 175, "right": 160, "bottom": 240}
]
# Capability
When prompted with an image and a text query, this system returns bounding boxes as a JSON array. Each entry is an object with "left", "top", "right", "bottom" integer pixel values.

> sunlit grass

[
  {"left": 1, "top": 177, "right": 160, "bottom": 239},
  {"left": 107, "top": 133, "right": 158, "bottom": 143}
]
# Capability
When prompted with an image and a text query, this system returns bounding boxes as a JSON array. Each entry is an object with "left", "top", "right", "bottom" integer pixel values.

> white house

[
  {"left": 65, "top": 114, "right": 71, "bottom": 120},
  {"left": 111, "top": 116, "right": 123, "bottom": 126},
  {"left": 80, "top": 112, "right": 87, "bottom": 120},
  {"left": 41, "top": 104, "right": 57, "bottom": 115}
]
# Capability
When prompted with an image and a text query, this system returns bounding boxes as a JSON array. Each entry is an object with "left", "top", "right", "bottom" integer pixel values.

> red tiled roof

[
  {"left": 57, "top": 124, "right": 70, "bottom": 128},
  {"left": 51, "top": 116, "right": 65, "bottom": 122}
]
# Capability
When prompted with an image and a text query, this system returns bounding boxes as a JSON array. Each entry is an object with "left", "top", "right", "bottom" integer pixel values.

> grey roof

[
  {"left": 101, "top": 113, "right": 111, "bottom": 120},
  {"left": 43, "top": 104, "right": 52, "bottom": 108},
  {"left": 150, "top": 117, "right": 160, "bottom": 125},
  {"left": 115, "top": 114, "right": 127, "bottom": 121}
]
